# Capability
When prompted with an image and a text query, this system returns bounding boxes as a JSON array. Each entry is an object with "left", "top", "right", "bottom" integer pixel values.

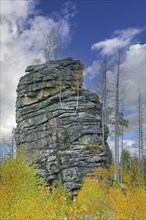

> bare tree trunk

[
  {"left": 114, "top": 49, "right": 121, "bottom": 181},
  {"left": 2, "top": 145, "right": 6, "bottom": 162},
  {"left": 120, "top": 94, "right": 124, "bottom": 183},
  {"left": 76, "top": 74, "right": 80, "bottom": 110},
  {"left": 11, "top": 128, "right": 15, "bottom": 157},
  {"left": 101, "top": 60, "right": 107, "bottom": 149},
  {"left": 46, "top": 49, "right": 48, "bottom": 66},
  {"left": 59, "top": 72, "right": 63, "bottom": 107},
  {"left": 137, "top": 89, "right": 143, "bottom": 184},
  {"left": 138, "top": 90, "right": 141, "bottom": 176},
  {"left": 41, "top": 30, "right": 58, "bottom": 65}
]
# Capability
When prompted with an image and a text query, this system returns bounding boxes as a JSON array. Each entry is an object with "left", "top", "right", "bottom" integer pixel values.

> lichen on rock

[{"left": 15, "top": 58, "right": 112, "bottom": 195}]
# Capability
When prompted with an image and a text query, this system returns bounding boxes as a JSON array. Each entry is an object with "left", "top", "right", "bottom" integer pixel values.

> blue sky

[
  {"left": 37, "top": 0, "right": 145, "bottom": 64},
  {"left": 0, "top": 0, "right": 145, "bottom": 154}
]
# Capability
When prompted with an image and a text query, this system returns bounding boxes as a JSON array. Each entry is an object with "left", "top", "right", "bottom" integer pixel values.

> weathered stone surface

[{"left": 15, "top": 58, "right": 112, "bottom": 195}]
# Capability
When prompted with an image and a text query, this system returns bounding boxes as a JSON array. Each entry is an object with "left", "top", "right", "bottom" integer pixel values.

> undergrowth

[{"left": 0, "top": 151, "right": 145, "bottom": 220}]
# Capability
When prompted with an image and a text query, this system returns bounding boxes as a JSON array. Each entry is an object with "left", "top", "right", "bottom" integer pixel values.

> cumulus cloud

[
  {"left": 0, "top": 0, "right": 36, "bottom": 22},
  {"left": 84, "top": 60, "right": 99, "bottom": 78},
  {"left": 85, "top": 43, "right": 145, "bottom": 101},
  {"left": 124, "top": 140, "right": 139, "bottom": 157},
  {"left": 0, "top": 0, "right": 76, "bottom": 141},
  {"left": 91, "top": 28, "right": 142, "bottom": 55},
  {"left": 108, "top": 136, "right": 139, "bottom": 157},
  {"left": 125, "top": 44, "right": 145, "bottom": 108}
]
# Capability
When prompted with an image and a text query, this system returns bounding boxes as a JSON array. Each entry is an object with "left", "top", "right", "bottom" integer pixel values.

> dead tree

[
  {"left": 137, "top": 89, "right": 144, "bottom": 182},
  {"left": 112, "top": 49, "right": 127, "bottom": 181},
  {"left": 100, "top": 60, "right": 108, "bottom": 149},
  {"left": 41, "top": 30, "right": 58, "bottom": 65}
]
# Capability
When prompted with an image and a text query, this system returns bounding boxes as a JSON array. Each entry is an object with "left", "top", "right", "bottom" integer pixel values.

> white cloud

[
  {"left": 91, "top": 28, "right": 142, "bottom": 55},
  {"left": 108, "top": 137, "right": 138, "bottom": 157},
  {"left": 0, "top": 0, "right": 35, "bottom": 21},
  {"left": 122, "top": 139, "right": 139, "bottom": 157},
  {"left": 124, "top": 44, "right": 145, "bottom": 140},
  {"left": 85, "top": 43, "right": 145, "bottom": 101},
  {"left": 84, "top": 60, "right": 99, "bottom": 78},
  {"left": 0, "top": 0, "right": 76, "bottom": 141},
  {"left": 126, "top": 44, "right": 145, "bottom": 108}
]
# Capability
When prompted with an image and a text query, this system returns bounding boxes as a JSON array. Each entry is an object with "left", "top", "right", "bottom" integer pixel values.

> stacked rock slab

[{"left": 15, "top": 58, "right": 111, "bottom": 195}]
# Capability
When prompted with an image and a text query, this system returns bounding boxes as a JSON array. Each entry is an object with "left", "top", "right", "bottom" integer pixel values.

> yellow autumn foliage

[
  {"left": 0, "top": 150, "right": 49, "bottom": 220},
  {"left": 107, "top": 186, "right": 145, "bottom": 220},
  {"left": 0, "top": 151, "right": 145, "bottom": 220},
  {"left": 69, "top": 178, "right": 105, "bottom": 219}
]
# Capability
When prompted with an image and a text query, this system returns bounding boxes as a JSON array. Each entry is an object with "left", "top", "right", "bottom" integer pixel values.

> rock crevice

[{"left": 15, "top": 58, "right": 111, "bottom": 195}]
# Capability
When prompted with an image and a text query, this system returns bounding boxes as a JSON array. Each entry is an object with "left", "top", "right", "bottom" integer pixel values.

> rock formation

[{"left": 15, "top": 58, "right": 112, "bottom": 195}]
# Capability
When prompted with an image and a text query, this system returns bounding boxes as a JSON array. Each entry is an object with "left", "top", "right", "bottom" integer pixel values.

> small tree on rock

[{"left": 41, "top": 30, "right": 58, "bottom": 65}]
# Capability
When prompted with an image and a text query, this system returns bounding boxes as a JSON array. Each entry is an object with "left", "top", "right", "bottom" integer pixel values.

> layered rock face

[{"left": 15, "top": 58, "right": 111, "bottom": 195}]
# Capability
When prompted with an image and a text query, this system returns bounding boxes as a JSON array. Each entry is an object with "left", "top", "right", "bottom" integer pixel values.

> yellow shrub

[
  {"left": 91, "top": 160, "right": 114, "bottom": 186},
  {"left": 0, "top": 152, "right": 145, "bottom": 220},
  {"left": 69, "top": 177, "right": 105, "bottom": 219},
  {"left": 0, "top": 151, "right": 49, "bottom": 220},
  {"left": 107, "top": 186, "right": 146, "bottom": 220},
  {"left": 44, "top": 184, "right": 71, "bottom": 220}
]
